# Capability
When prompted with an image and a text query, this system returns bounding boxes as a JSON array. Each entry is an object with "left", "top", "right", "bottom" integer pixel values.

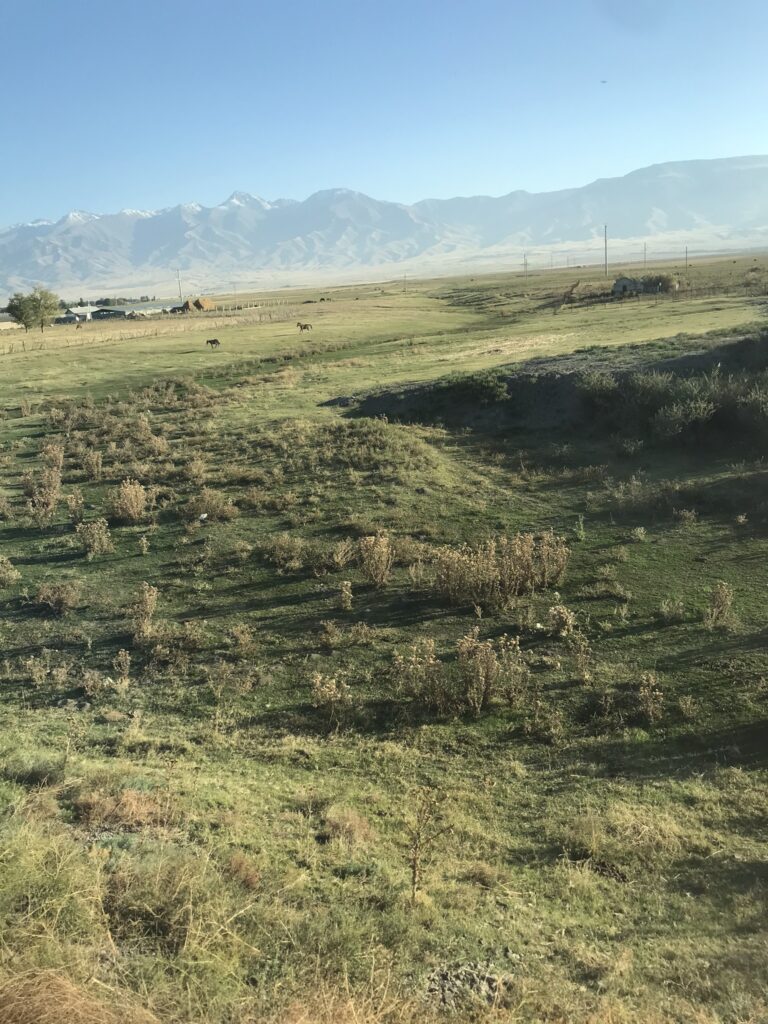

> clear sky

[{"left": 2, "top": 0, "right": 767, "bottom": 226}]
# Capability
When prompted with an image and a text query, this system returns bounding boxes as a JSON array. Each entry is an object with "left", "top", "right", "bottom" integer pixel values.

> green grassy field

[{"left": 0, "top": 257, "right": 767, "bottom": 1024}]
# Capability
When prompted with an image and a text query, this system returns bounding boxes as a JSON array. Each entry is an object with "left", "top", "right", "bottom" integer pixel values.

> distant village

[{"left": 54, "top": 296, "right": 217, "bottom": 324}]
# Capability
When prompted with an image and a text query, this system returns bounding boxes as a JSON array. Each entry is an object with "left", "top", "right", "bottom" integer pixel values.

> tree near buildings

[
  {"left": 5, "top": 287, "right": 60, "bottom": 332},
  {"left": 6, "top": 292, "right": 35, "bottom": 331}
]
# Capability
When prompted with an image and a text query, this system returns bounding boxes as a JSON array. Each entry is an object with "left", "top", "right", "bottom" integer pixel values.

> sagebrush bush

[
  {"left": 393, "top": 638, "right": 452, "bottom": 714},
  {"left": 358, "top": 533, "right": 394, "bottom": 588},
  {"left": 262, "top": 532, "right": 305, "bottom": 571},
  {"left": 32, "top": 580, "right": 80, "bottom": 616},
  {"left": 548, "top": 603, "right": 577, "bottom": 637},
  {"left": 186, "top": 487, "right": 238, "bottom": 522},
  {"left": 310, "top": 671, "right": 352, "bottom": 724},
  {"left": 108, "top": 478, "right": 148, "bottom": 524},
  {"left": 75, "top": 518, "right": 114, "bottom": 560},
  {"left": 82, "top": 449, "right": 103, "bottom": 480},
  {"left": 0, "top": 555, "right": 21, "bottom": 588},
  {"left": 132, "top": 581, "right": 159, "bottom": 644},
  {"left": 456, "top": 627, "right": 529, "bottom": 715},
  {"left": 703, "top": 580, "right": 735, "bottom": 629}
]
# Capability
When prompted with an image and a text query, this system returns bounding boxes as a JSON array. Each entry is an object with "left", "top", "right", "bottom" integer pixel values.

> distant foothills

[{"left": 2, "top": 156, "right": 768, "bottom": 296}]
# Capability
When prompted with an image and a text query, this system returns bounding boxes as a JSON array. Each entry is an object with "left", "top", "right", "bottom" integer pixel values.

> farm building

[
  {"left": 65, "top": 305, "right": 102, "bottom": 321},
  {"left": 91, "top": 308, "right": 127, "bottom": 320}
]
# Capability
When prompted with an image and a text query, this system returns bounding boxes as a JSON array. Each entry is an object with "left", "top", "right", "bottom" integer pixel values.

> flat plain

[{"left": 0, "top": 256, "right": 767, "bottom": 1024}]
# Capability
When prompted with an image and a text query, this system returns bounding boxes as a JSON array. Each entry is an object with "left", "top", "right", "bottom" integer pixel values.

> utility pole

[
  {"left": 176, "top": 269, "right": 183, "bottom": 302},
  {"left": 604, "top": 224, "right": 608, "bottom": 278},
  {"left": 685, "top": 246, "right": 688, "bottom": 271},
  {"left": 523, "top": 252, "right": 528, "bottom": 280}
]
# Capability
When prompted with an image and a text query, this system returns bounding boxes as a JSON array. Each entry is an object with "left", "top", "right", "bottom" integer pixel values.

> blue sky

[{"left": 2, "top": 0, "right": 767, "bottom": 225}]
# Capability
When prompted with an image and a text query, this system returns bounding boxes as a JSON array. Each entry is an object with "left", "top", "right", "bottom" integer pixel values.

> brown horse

[
  {"left": 296, "top": 322, "right": 312, "bottom": 332},
  {"left": 206, "top": 338, "right": 221, "bottom": 348}
]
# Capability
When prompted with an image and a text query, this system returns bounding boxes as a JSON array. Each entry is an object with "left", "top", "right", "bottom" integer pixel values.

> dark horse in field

[
  {"left": 206, "top": 338, "right": 221, "bottom": 348},
  {"left": 296, "top": 322, "right": 312, "bottom": 332}
]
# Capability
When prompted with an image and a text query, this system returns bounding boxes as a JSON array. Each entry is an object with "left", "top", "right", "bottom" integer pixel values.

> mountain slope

[{"left": 2, "top": 156, "right": 767, "bottom": 294}]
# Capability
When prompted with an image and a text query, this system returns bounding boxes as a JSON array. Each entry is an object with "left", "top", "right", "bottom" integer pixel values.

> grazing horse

[
  {"left": 296, "top": 322, "right": 312, "bottom": 332},
  {"left": 206, "top": 338, "right": 221, "bottom": 348}
]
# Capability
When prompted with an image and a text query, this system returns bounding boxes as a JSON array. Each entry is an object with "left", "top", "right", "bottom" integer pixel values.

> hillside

[{"left": 2, "top": 156, "right": 768, "bottom": 295}]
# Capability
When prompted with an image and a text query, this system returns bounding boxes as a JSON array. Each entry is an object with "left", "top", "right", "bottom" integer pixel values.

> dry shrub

[
  {"left": 358, "top": 533, "right": 394, "bottom": 588},
  {"left": 75, "top": 518, "right": 114, "bottom": 560},
  {"left": 132, "top": 582, "right": 158, "bottom": 644},
  {"left": 456, "top": 627, "right": 529, "bottom": 715},
  {"left": 82, "top": 449, "right": 103, "bottom": 481},
  {"left": 0, "top": 972, "right": 158, "bottom": 1024},
  {"left": 393, "top": 638, "right": 450, "bottom": 713},
  {"left": 40, "top": 442, "right": 65, "bottom": 472},
  {"left": 263, "top": 532, "right": 306, "bottom": 571},
  {"left": 112, "top": 648, "right": 131, "bottom": 683},
  {"left": 33, "top": 580, "right": 80, "bottom": 616},
  {"left": 310, "top": 671, "right": 351, "bottom": 724},
  {"left": 183, "top": 454, "right": 207, "bottom": 485},
  {"left": 658, "top": 596, "right": 685, "bottom": 624},
  {"left": 432, "top": 530, "right": 569, "bottom": 610},
  {"left": 229, "top": 623, "right": 257, "bottom": 656},
  {"left": 186, "top": 486, "right": 238, "bottom": 522},
  {"left": 107, "top": 479, "right": 147, "bottom": 524},
  {"left": 26, "top": 467, "right": 62, "bottom": 526},
  {"left": 634, "top": 671, "right": 664, "bottom": 725},
  {"left": 331, "top": 537, "right": 355, "bottom": 570},
  {"left": 339, "top": 580, "right": 353, "bottom": 611},
  {"left": 0, "top": 555, "right": 20, "bottom": 588},
  {"left": 703, "top": 580, "right": 735, "bottom": 630},
  {"left": 548, "top": 603, "right": 576, "bottom": 637},
  {"left": 66, "top": 489, "right": 85, "bottom": 525}
]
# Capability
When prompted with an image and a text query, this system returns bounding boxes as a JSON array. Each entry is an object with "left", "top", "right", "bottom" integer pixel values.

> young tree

[
  {"left": 25, "top": 287, "right": 61, "bottom": 332},
  {"left": 6, "top": 292, "right": 35, "bottom": 332}
]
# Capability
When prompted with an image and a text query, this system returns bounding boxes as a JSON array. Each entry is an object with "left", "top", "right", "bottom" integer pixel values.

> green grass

[{"left": 0, "top": 256, "right": 767, "bottom": 1023}]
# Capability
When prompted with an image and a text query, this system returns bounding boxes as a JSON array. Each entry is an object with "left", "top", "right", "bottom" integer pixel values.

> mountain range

[{"left": 2, "top": 156, "right": 768, "bottom": 297}]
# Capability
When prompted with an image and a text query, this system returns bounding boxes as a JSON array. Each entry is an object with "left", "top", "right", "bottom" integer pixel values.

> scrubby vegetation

[{"left": 0, "top": 259, "right": 767, "bottom": 1022}]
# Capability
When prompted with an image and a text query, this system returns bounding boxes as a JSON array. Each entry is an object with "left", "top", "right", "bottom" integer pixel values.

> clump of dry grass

[
  {"left": 0, "top": 972, "right": 158, "bottom": 1024},
  {"left": 70, "top": 786, "right": 174, "bottom": 829},
  {"left": 226, "top": 850, "right": 262, "bottom": 891}
]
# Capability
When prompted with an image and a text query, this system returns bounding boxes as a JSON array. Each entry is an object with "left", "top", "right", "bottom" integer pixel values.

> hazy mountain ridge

[{"left": 2, "top": 157, "right": 768, "bottom": 295}]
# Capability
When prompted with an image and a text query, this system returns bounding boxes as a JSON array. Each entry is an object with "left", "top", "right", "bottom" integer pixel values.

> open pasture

[{"left": 0, "top": 256, "right": 767, "bottom": 1023}]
